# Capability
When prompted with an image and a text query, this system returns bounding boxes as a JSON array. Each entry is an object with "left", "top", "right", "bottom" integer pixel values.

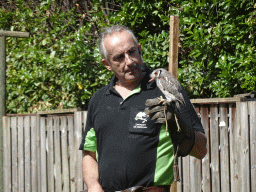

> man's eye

[
  {"left": 129, "top": 49, "right": 135, "bottom": 54},
  {"left": 115, "top": 55, "right": 124, "bottom": 60}
]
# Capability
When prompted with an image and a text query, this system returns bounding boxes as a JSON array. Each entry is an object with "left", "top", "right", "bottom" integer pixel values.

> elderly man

[{"left": 79, "top": 25, "right": 207, "bottom": 192}]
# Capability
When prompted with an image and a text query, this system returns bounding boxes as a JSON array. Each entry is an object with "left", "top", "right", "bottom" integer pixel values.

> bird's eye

[{"left": 154, "top": 72, "right": 158, "bottom": 75}]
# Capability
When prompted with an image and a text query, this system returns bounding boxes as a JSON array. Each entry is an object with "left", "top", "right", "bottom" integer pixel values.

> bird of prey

[
  {"left": 149, "top": 68, "right": 185, "bottom": 131},
  {"left": 149, "top": 68, "right": 185, "bottom": 112},
  {"left": 149, "top": 68, "right": 185, "bottom": 182}
]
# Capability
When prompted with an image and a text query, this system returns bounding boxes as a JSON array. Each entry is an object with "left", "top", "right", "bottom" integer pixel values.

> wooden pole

[
  {"left": 0, "top": 35, "right": 6, "bottom": 192},
  {"left": 169, "top": 16, "right": 179, "bottom": 79},
  {"left": 169, "top": 16, "right": 179, "bottom": 192},
  {"left": 0, "top": 30, "right": 29, "bottom": 192}
]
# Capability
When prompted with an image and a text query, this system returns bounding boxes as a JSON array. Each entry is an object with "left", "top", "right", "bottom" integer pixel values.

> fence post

[
  {"left": 0, "top": 30, "right": 29, "bottom": 191},
  {"left": 169, "top": 15, "right": 179, "bottom": 192},
  {"left": 0, "top": 35, "right": 6, "bottom": 192}
]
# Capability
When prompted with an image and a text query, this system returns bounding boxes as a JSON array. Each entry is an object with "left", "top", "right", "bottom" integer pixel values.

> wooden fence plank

[
  {"left": 3, "top": 116, "right": 11, "bottom": 192},
  {"left": 177, "top": 156, "right": 182, "bottom": 192},
  {"left": 201, "top": 106, "right": 211, "bottom": 192},
  {"left": 11, "top": 117, "right": 18, "bottom": 192},
  {"left": 31, "top": 116, "right": 38, "bottom": 192},
  {"left": 40, "top": 116, "right": 47, "bottom": 192},
  {"left": 36, "top": 115, "right": 41, "bottom": 192},
  {"left": 54, "top": 116, "right": 62, "bottom": 192},
  {"left": 219, "top": 104, "right": 230, "bottom": 192},
  {"left": 73, "top": 112, "right": 79, "bottom": 192},
  {"left": 182, "top": 156, "right": 190, "bottom": 192},
  {"left": 47, "top": 117, "right": 54, "bottom": 192},
  {"left": 75, "top": 111, "right": 83, "bottom": 191},
  {"left": 189, "top": 105, "right": 202, "bottom": 192},
  {"left": 210, "top": 105, "right": 220, "bottom": 192},
  {"left": 190, "top": 156, "right": 201, "bottom": 192},
  {"left": 61, "top": 116, "right": 70, "bottom": 192},
  {"left": 249, "top": 101, "right": 256, "bottom": 192},
  {"left": 24, "top": 116, "right": 31, "bottom": 192},
  {"left": 235, "top": 102, "right": 242, "bottom": 192},
  {"left": 18, "top": 117, "right": 24, "bottom": 192},
  {"left": 68, "top": 115, "right": 76, "bottom": 192},
  {"left": 229, "top": 103, "right": 238, "bottom": 192},
  {"left": 82, "top": 111, "right": 88, "bottom": 190},
  {"left": 53, "top": 116, "right": 62, "bottom": 191},
  {"left": 240, "top": 102, "right": 250, "bottom": 192}
]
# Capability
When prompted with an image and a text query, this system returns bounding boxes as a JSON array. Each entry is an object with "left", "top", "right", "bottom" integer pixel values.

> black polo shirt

[{"left": 79, "top": 68, "right": 204, "bottom": 192}]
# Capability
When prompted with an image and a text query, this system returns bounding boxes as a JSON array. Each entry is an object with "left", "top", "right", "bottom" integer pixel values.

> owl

[{"left": 149, "top": 68, "right": 185, "bottom": 112}]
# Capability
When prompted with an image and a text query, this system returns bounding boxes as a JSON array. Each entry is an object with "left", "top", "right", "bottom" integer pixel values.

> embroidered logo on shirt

[{"left": 134, "top": 112, "right": 149, "bottom": 128}]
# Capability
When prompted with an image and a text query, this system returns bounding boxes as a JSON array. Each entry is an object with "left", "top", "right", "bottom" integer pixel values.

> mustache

[{"left": 125, "top": 63, "right": 138, "bottom": 71}]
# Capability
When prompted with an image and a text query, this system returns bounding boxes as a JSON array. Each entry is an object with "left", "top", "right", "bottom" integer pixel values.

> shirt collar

[{"left": 105, "top": 75, "right": 118, "bottom": 96}]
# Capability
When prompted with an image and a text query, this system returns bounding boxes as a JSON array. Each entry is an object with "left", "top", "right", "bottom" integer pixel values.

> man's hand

[{"left": 144, "top": 97, "right": 174, "bottom": 123}]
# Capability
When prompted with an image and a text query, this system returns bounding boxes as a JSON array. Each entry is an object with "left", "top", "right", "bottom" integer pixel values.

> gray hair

[{"left": 99, "top": 25, "right": 139, "bottom": 60}]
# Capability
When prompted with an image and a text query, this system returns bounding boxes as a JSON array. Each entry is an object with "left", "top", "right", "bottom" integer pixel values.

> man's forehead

[
  {"left": 104, "top": 31, "right": 136, "bottom": 54},
  {"left": 110, "top": 36, "right": 120, "bottom": 45}
]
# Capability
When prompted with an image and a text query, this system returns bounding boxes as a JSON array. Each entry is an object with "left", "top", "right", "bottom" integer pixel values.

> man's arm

[
  {"left": 82, "top": 151, "right": 104, "bottom": 192},
  {"left": 177, "top": 130, "right": 207, "bottom": 160},
  {"left": 189, "top": 131, "right": 207, "bottom": 159}
]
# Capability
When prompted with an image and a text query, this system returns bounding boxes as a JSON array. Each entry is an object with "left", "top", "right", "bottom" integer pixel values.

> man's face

[{"left": 102, "top": 31, "right": 143, "bottom": 85}]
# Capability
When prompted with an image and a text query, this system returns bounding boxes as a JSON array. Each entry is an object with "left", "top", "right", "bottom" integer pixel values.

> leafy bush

[
  {"left": 1, "top": 0, "right": 255, "bottom": 113},
  {"left": 2, "top": 0, "right": 112, "bottom": 113},
  {"left": 178, "top": 0, "right": 256, "bottom": 98}
]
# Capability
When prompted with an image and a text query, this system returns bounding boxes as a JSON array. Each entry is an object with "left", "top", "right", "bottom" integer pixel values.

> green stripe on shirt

[
  {"left": 83, "top": 128, "right": 97, "bottom": 152},
  {"left": 154, "top": 124, "right": 174, "bottom": 185}
]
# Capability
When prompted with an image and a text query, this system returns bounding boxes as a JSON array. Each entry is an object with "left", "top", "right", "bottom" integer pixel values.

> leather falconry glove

[{"left": 144, "top": 98, "right": 174, "bottom": 124}]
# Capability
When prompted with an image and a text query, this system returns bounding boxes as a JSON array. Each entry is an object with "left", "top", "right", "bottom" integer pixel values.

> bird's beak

[{"left": 148, "top": 77, "right": 156, "bottom": 82}]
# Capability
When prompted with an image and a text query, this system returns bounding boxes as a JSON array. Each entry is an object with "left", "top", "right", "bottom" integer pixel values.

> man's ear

[
  {"left": 138, "top": 44, "right": 142, "bottom": 55},
  {"left": 102, "top": 59, "right": 112, "bottom": 71}
]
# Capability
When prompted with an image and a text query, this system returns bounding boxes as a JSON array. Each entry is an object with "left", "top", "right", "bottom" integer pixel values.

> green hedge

[
  {"left": 178, "top": 0, "right": 256, "bottom": 98},
  {"left": 1, "top": 0, "right": 255, "bottom": 113}
]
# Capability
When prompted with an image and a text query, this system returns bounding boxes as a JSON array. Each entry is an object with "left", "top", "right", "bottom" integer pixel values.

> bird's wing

[{"left": 159, "top": 74, "right": 185, "bottom": 105}]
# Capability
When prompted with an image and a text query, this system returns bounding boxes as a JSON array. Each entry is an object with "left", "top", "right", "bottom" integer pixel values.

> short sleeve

[
  {"left": 81, "top": 128, "right": 97, "bottom": 151},
  {"left": 79, "top": 94, "right": 97, "bottom": 151}
]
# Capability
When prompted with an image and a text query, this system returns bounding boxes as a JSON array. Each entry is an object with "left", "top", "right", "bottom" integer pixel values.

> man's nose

[{"left": 125, "top": 53, "right": 133, "bottom": 65}]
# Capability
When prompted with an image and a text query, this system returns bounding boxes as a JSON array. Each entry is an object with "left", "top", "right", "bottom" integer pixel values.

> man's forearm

[
  {"left": 82, "top": 151, "right": 104, "bottom": 192},
  {"left": 189, "top": 131, "right": 207, "bottom": 159}
]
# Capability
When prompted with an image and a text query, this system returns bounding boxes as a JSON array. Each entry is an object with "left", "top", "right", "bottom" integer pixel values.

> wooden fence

[
  {"left": 2, "top": 99, "right": 256, "bottom": 192},
  {"left": 3, "top": 109, "right": 87, "bottom": 192},
  {"left": 177, "top": 98, "right": 256, "bottom": 192}
]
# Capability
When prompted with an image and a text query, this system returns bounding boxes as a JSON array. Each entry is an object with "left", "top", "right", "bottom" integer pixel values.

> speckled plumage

[{"left": 149, "top": 68, "right": 185, "bottom": 112}]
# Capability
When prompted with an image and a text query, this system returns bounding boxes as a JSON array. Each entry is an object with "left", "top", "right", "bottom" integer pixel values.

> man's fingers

[
  {"left": 151, "top": 111, "right": 164, "bottom": 120},
  {"left": 154, "top": 113, "right": 173, "bottom": 123},
  {"left": 155, "top": 118, "right": 166, "bottom": 124},
  {"left": 145, "top": 98, "right": 161, "bottom": 107},
  {"left": 145, "top": 106, "right": 165, "bottom": 115},
  {"left": 150, "top": 111, "right": 173, "bottom": 121}
]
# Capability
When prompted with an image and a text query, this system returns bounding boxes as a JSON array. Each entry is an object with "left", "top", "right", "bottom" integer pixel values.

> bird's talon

[{"left": 157, "top": 96, "right": 165, "bottom": 105}]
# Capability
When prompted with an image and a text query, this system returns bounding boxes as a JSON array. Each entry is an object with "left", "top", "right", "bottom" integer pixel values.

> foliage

[
  {"left": 178, "top": 0, "right": 256, "bottom": 98},
  {"left": 1, "top": 0, "right": 256, "bottom": 113},
  {"left": 2, "top": 0, "right": 112, "bottom": 113}
]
